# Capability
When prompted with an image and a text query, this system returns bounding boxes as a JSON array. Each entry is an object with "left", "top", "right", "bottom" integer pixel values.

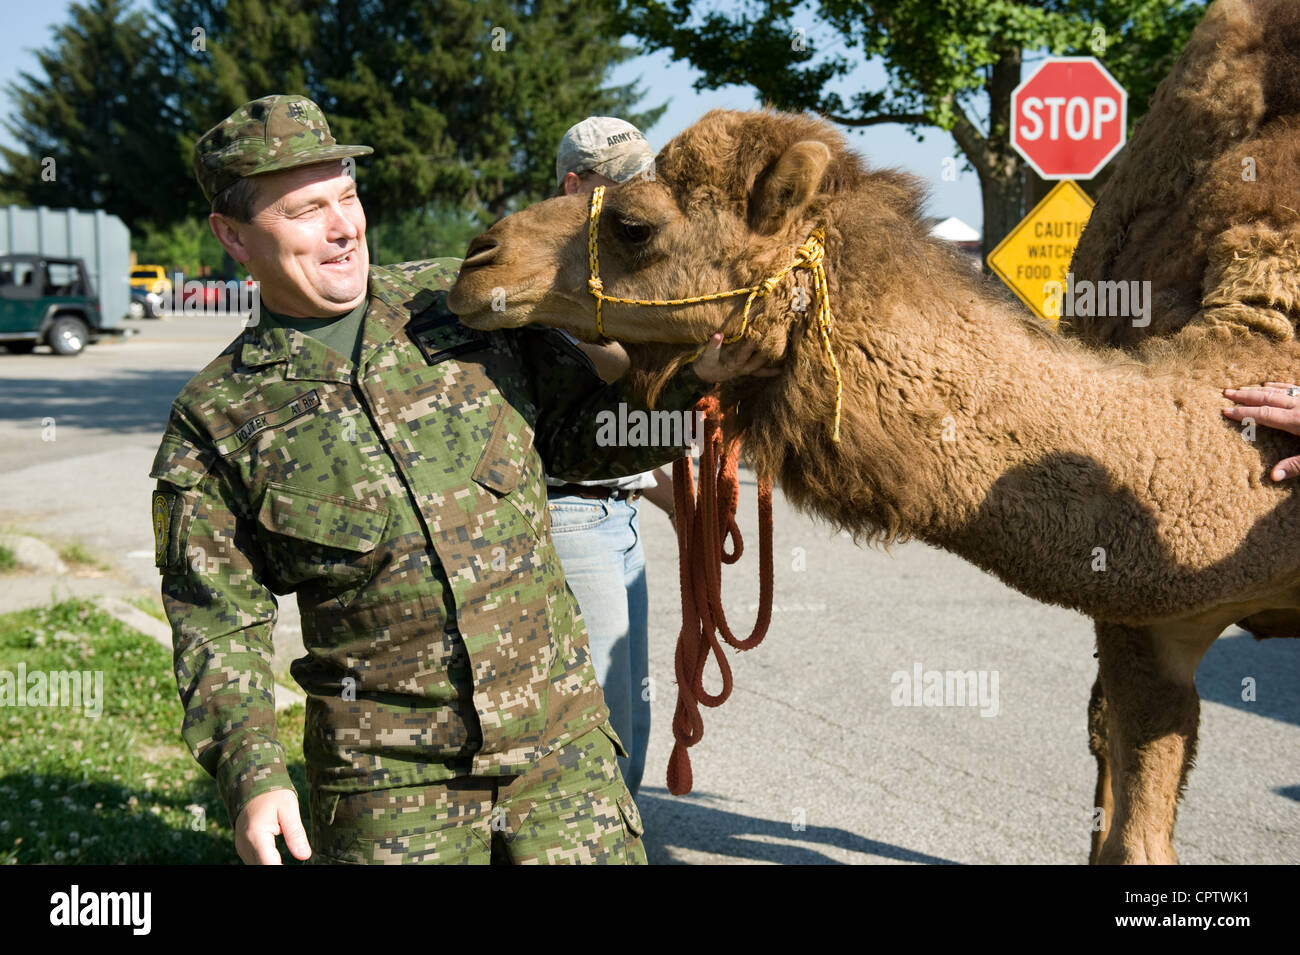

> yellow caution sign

[{"left": 986, "top": 180, "right": 1094, "bottom": 322}]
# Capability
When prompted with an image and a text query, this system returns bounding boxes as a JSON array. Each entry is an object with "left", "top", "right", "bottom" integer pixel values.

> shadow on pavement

[
  {"left": 0, "top": 367, "right": 199, "bottom": 436},
  {"left": 1196, "top": 629, "right": 1300, "bottom": 729},
  {"left": 638, "top": 787, "right": 957, "bottom": 864}
]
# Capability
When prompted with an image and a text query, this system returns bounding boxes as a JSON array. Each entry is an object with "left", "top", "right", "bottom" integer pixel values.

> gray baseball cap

[{"left": 555, "top": 117, "right": 655, "bottom": 188}]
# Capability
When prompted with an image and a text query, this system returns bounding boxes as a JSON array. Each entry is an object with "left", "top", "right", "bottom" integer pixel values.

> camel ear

[{"left": 750, "top": 140, "right": 832, "bottom": 234}]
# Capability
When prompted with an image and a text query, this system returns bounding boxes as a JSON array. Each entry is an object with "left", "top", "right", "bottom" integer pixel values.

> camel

[
  {"left": 1069, "top": 0, "right": 1300, "bottom": 349},
  {"left": 444, "top": 60, "right": 1300, "bottom": 874},
  {"left": 1066, "top": 0, "right": 1300, "bottom": 863}
]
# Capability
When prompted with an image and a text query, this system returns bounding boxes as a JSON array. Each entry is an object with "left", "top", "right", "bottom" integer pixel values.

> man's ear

[
  {"left": 209, "top": 213, "right": 251, "bottom": 266},
  {"left": 749, "top": 140, "right": 832, "bottom": 234}
]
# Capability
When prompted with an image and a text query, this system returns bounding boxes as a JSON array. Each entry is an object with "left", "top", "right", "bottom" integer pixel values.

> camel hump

[{"left": 1067, "top": 0, "right": 1300, "bottom": 349}]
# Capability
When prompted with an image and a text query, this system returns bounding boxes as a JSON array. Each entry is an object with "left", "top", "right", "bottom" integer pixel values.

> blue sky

[{"left": 0, "top": 3, "right": 985, "bottom": 230}]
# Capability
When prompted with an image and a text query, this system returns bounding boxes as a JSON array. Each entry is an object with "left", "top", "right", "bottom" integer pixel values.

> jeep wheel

[
  {"left": 3, "top": 341, "right": 37, "bottom": 354},
  {"left": 128, "top": 300, "right": 145, "bottom": 320},
  {"left": 48, "top": 317, "right": 90, "bottom": 356}
]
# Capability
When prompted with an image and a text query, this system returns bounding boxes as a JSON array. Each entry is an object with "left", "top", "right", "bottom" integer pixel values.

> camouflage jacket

[{"left": 150, "top": 259, "right": 707, "bottom": 824}]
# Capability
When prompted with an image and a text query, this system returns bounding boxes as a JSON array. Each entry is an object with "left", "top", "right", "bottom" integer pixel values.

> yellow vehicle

[{"left": 129, "top": 265, "right": 172, "bottom": 297}]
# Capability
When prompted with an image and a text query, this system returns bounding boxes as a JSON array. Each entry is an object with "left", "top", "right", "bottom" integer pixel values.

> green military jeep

[{"left": 0, "top": 254, "right": 102, "bottom": 356}]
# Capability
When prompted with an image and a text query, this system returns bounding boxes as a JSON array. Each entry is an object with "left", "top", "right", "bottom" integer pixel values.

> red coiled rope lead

[{"left": 666, "top": 394, "right": 774, "bottom": 795}]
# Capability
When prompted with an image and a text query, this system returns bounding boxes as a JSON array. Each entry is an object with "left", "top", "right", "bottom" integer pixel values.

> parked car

[
  {"left": 0, "top": 255, "right": 102, "bottom": 355},
  {"left": 128, "top": 286, "right": 163, "bottom": 319},
  {"left": 179, "top": 276, "right": 221, "bottom": 310},
  {"left": 177, "top": 273, "right": 253, "bottom": 312},
  {"left": 129, "top": 264, "right": 173, "bottom": 298}
]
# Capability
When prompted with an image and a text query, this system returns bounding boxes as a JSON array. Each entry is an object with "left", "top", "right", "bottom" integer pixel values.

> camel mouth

[
  {"left": 447, "top": 272, "right": 542, "bottom": 329},
  {"left": 451, "top": 307, "right": 519, "bottom": 331}
]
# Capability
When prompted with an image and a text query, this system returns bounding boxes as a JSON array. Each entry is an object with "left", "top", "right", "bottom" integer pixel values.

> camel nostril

[{"left": 462, "top": 235, "right": 499, "bottom": 269}]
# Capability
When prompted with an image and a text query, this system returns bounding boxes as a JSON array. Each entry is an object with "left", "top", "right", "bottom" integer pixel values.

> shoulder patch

[
  {"left": 152, "top": 489, "right": 184, "bottom": 569},
  {"left": 408, "top": 306, "right": 492, "bottom": 365}
]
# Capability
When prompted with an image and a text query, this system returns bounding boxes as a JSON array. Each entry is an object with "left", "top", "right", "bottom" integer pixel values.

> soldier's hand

[
  {"left": 235, "top": 788, "right": 312, "bottom": 865},
  {"left": 691, "top": 333, "right": 782, "bottom": 383}
]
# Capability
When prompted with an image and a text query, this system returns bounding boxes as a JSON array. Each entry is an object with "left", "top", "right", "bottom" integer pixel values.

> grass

[
  {"left": 0, "top": 600, "right": 308, "bottom": 864},
  {"left": 0, "top": 545, "right": 15, "bottom": 573},
  {"left": 123, "top": 594, "right": 168, "bottom": 624},
  {"left": 57, "top": 540, "right": 108, "bottom": 572}
]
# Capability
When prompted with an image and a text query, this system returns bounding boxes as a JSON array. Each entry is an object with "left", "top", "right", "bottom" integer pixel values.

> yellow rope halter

[{"left": 585, "top": 184, "right": 843, "bottom": 442}]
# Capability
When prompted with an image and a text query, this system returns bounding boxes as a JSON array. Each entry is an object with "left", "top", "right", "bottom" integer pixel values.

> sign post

[{"left": 987, "top": 56, "right": 1126, "bottom": 319}]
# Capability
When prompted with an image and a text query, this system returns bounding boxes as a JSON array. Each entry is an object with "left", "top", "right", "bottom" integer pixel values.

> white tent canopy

[{"left": 929, "top": 216, "right": 981, "bottom": 243}]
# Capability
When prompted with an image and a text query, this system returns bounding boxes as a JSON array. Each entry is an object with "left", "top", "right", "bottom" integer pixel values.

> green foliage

[
  {"left": 0, "top": 0, "right": 194, "bottom": 230},
  {"left": 123, "top": 595, "right": 168, "bottom": 624},
  {"left": 615, "top": 0, "right": 1210, "bottom": 247},
  {"left": 2, "top": 0, "right": 662, "bottom": 241},
  {"left": 56, "top": 541, "right": 105, "bottom": 571},
  {"left": 0, "top": 600, "right": 309, "bottom": 865},
  {"left": 132, "top": 218, "right": 229, "bottom": 277},
  {"left": 368, "top": 202, "right": 490, "bottom": 266},
  {"left": 0, "top": 546, "right": 16, "bottom": 573}
]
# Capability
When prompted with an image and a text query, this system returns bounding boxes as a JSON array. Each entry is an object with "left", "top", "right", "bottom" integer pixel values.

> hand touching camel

[
  {"left": 691, "top": 332, "right": 781, "bottom": 383},
  {"left": 1222, "top": 382, "right": 1300, "bottom": 480}
]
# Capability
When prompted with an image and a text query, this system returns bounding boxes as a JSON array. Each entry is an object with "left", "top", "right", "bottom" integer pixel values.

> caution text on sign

[{"left": 986, "top": 180, "right": 1095, "bottom": 322}]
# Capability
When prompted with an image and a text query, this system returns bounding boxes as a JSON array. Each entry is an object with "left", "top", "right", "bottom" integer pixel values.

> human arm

[
  {"left": 639, "top": 466, "right": 678, "bottom": 522},
  {"left": 151, "top": 408, "right": 308, "bottom": 862}
]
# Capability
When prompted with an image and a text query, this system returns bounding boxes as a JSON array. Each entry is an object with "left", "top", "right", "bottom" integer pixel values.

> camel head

[{"left": 448, "top": 109, "right": 930, "bottom": 379}]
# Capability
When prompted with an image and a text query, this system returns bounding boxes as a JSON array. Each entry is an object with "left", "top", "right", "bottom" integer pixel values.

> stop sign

[{"left": 1011, "top": 57, "right": 1127, "bottom": 179}]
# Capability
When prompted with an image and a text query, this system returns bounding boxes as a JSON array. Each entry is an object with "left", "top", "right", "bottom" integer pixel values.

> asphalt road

[{"left": 1, "top": 313, "right": 1296, "bottom": 864}]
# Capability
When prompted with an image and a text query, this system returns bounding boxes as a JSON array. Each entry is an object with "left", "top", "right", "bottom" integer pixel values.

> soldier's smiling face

[{"left": 217, "top": 161, "right": 369, "bottom": 317}]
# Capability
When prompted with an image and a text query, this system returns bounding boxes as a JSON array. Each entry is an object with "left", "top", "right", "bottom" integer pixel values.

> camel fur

[
  {"left": 1069, "top": 0, "right": 1300, "bottom": 349},
  {"left": 1066, "top": 0, "right": 1300, "bottom": 861},
  {"left": 446, "top": 22, "right": 1300, "bottom": 870}
]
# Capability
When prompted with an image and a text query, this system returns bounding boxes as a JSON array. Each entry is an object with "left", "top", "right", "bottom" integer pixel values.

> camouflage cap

[{"left": 193, "top": 94, "right": 374, "bottom": 203}]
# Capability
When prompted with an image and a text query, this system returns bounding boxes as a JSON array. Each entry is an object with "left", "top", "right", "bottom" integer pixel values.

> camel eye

[{"left": 615, "top": 218, "right": 653, "bottom": 244}]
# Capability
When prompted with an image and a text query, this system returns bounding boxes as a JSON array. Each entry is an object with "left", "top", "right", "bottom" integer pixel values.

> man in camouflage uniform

[{"left": 153, "top": 94, "right": 768, "bottom": 864}]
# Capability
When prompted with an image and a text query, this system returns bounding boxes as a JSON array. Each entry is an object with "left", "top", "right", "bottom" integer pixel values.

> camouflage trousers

[{"left": 308, "top": 723, "right": 646, "bottom": 864}]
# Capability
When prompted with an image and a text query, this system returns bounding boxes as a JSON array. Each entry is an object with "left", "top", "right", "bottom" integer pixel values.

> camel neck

[
  {"left": 741, "top": 274, "right": 1136, "bottom": 595},
  {"left": 741, "top": 265, "right": 1300, "bottom": 620}
]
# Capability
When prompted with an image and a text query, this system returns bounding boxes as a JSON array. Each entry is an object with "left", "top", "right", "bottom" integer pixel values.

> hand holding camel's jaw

[{"left": 689, "top": 333, "right": 782, "bottom": 383}]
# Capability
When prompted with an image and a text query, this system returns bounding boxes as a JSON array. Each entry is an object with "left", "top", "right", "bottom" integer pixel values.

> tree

[
  {"left": 367, "top": 202, "right": 488, "bottom": 264},
  {"left": 0, "top": 0, "right": 193, "bottom": 229},
  {"left": 133, "top": 218, "right": 229, "bottom": 277},
  {"left": 155, "top": 0, "right": 665, "bottom": 223},
  {"left": 615, "top": 0, "right": 1208, "bottom": 250},
  {"left": 3, "top": 0, "right": 663, "bottom": 256}
]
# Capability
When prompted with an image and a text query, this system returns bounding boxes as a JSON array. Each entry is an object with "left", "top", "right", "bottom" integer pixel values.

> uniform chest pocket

[
  {"left": 471, "top": 404, "right": 549, "bottom": 538},
  {"left": 256, "top": 482, "right": 389, "bottom": 603}
]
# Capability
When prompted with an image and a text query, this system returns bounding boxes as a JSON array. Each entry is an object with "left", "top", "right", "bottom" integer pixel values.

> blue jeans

[{"left": 546, "top": 495, "right": 650, "bottom": 798}]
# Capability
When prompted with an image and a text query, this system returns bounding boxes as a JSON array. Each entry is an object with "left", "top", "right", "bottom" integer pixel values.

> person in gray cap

[
  {"left": 546, "top": 116, "right": 678, "bottom": 801},
  {"left": 153, "top": 95, "right": 769, "bottom": 865},
  {"left": 554, "top": 115, "right": 657, "bottom": 190}
]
